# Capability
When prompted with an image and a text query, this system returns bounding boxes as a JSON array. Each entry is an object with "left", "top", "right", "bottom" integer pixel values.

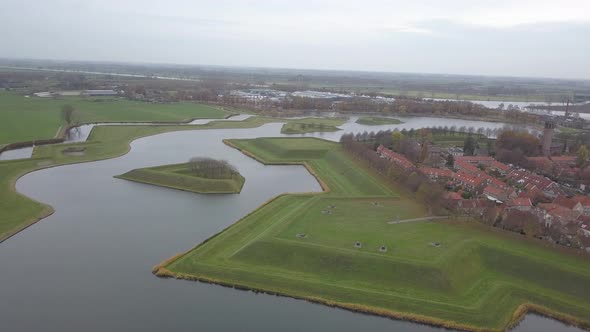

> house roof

[
  {"left": 454, "top": 160, "right": 481, "bottom": 174},
  {"left": 483, "top": 185, "right": 504, "bottom": 197},
  {"left": 508, "top": 197, "right": 532, "bottom": 207},
  {"left": 453, "top": 171, "right": 486, "bottom": 187},
  {"left": 539, "top": 203, "right": 581, "bottom": 222},
  {"left": 572, "top": 195, "right": 590, "bottom": 207},
  {"left": 377, "top": 145, "right": 415, "bottom": 171},
  {"left": 490, "top": 161, "right": 511, "bottom": 172},
  {"left": 554, "top": 197, "right": 582, "bottom": 210},
  {"left": 456, "top": 156, "right": 494, "bottom": 163}
]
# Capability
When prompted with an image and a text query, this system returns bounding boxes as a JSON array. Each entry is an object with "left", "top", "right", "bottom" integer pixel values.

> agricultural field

[
  {"left": 280, "top": 117, "right": 347, "bottom": 134},
  {"left": 157, "top": 137, "right": 590, "bottom": 331},
  {"left": 0, "top": 91, "right": 232, "bottom": 145},
  {"left": 355, "top": 116, "right": 403, "bottom": 126},
  {"left": 115, "top": 162, "right": 245, "bottom": 194}
]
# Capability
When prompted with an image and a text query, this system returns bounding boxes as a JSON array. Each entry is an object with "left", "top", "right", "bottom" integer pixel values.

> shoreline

[{"left": 0, "top": 107, "right": 236, "bottom": 154}]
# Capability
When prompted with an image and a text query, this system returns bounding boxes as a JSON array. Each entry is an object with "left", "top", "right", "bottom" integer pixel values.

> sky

[{"left": 1, "top": 0, "right": 589, "bottom": 79}]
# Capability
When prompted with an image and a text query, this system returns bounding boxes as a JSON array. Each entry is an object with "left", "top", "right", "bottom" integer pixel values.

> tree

[
  {"left": 577, "top": 145, "right": 589, "bottom": 168},
  {"left": 416, "top": 183, "right": 443, "bottom": 214},
  {"left": 446, "top": 154, "right": 454, "bottom": 168},
  {"left": 419, "top": 144, "right": 429, "bottom": 163},
  {"left": 391, "top": 131, "right": 404, "bottom": 151},
  {"left": 61, "top": 104, "right": 76, "bottom": 125},
  {"left": 463, "top": 135, "right": 477, "bottom": 156}
]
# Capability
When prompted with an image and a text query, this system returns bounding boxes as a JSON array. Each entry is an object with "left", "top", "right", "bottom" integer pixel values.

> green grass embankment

[
  {"left": 156, "top": 137, "right": 590, "bottom": 332},
  {"left": 280, "top": 117, "right": 347, "bottom": 134},
  {"left": 115, "top": 163, "right": 245, "bottom": 194}
]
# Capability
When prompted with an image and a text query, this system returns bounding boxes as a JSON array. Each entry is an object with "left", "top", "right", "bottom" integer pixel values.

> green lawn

[
  {"left": 115, "top": 163, "right": 245, "bottom": 194},
  {"left": 159, "top": 137, "right": 590, "bottom": 331},
  {"left": 0, "top": 91, "right": 232, "bottom": 144},
  {"left": 355, "top": 116, "right": 403, "bottom": 126},
  {"left": 280, "top": 117, "right": 347, "bottom": 134}
]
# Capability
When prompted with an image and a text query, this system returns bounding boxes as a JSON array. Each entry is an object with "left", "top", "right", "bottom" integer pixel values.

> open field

[
  {"left": 280, "top": 117, "right": 347, "bottom": 134},
  {"left": 0, "top": 91, "right": 232, "bottom": 144},
  {"left": 157, "top": 137, "right": 590, "bottom": 331},
  {"left": 115, "top": 163, "right": 245, "bottom": 194},
  {"left": 355, "top": 116, "right": 403, "bottom": 126}
]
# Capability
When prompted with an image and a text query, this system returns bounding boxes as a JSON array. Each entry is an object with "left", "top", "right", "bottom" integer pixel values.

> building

[
  {"left": 377, "top": 145, "right": 416, "bottom": 172},
  {"left": 489, "top": 160, "right": 511, "bottom": 175},
  {"left": 453, "top": 171, "right": 487, "bottom": 193},
  {"left": 542, "top": 121, "right": 555, "bottom": 157},
  {"left": 483, "top": 185, "right": 508, "bottom": 202},
  {"left": 418, "top": 167, "right": 453, "bottom": 182},
  {"left": 538, "top": 203, "right": 582, "bottom": 226},
  {"left": 454, "top": 159, "right": 481, "bottom": 175},
  {"left": 571, "top": 196, "right": 590, "bottom": 216},
  {"left": 554, "top": 197, "right": 584, "bottom": 215},
  {"left": 507, "top": 197, "right": 533, "bottom": 211}
]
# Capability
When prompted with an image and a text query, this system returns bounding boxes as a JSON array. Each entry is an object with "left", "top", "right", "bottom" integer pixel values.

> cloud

[{"left": 0, "top": 0, "right": 589, "bottom": 79}]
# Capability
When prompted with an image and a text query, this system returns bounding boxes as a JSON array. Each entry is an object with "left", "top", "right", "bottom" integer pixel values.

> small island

[
  {"left": 281, "top": 117, "right": 347, "bottom": 134},
  {"left": 355, "top": 116, "right": 403, "bottom": 126},
  {"left": 115, "top": 157, "right": 245, "bottom": 194}
]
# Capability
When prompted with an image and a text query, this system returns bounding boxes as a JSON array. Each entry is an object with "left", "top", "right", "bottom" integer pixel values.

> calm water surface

[{"left": 0, "top": 120, "right": 582, "bottom": 331}]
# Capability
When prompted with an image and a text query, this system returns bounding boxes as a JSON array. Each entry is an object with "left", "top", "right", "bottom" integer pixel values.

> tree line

[
  {"left": 340, "top": 136, "right": 444, "bottom": 214},
  {"left": 188, "top": 157, "right": 239, "bottom": 179}
]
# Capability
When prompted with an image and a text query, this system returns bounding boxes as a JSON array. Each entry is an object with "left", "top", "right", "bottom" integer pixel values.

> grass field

[
  {"left": 355, "top": 116, "right": 403, "bottom": 126},
  {"left": 115, "top": 163, "right": 245, "bottom": 194},
  {"left": 280, "top": 117, "right": 347, "bottom": 134},
  {"left": 157, "top": 137, "right": 590, "bottom": 331},
  {"left": 0, "top": 91, "right": 232, "bottom": 144}
]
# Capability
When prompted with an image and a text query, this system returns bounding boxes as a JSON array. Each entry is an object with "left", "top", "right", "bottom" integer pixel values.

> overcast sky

[{"left": 1, "top": 0, "right": 589, "bottom": 79}]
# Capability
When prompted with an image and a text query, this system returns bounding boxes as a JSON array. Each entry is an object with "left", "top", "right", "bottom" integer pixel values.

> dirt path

[{"left": 387, "top": 216, "right": 449, "bottom": 224}]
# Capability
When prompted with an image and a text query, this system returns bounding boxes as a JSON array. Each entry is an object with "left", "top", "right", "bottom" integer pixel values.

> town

[{"left": 372, "top": 120, "right": 590, "bottom": 252}]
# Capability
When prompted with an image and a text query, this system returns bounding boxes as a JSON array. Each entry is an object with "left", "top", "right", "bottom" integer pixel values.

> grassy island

[
  {"left": 280, "top": 117, "right": 347, "bottom": 134},
  {"left": 115, "top": 159, "right": 245, "bottom": 194},
  {"left": 355, "top": 116, "right": 403, "bottom": 126},
  {"left": 155, "top": 137, "right": 590, "bottom": 332}
]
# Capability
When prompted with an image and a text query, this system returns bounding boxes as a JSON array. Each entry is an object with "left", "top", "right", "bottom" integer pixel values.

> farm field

[
  {"left": 158, "top": 137, "right": 590, "bottom": 331},
  {"left": 115, "top": 162, "right": 245, "bottom": 194},
  {"left": 355, "top": 116, "right": 403, "bottom": 126},
  {"left": 280, "top": 117, "right": 347, "bottom": 134},
  {"left": 0, "top": 91, "right": 232, "bottom": 144}
]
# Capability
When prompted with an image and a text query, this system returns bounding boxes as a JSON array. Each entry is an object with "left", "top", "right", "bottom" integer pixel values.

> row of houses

[
  {"left": 376, "top": 144, "right": 590, "bottom": 252},
  {"left": 376, "top": 145, "right": 416, "bottom": 172}
]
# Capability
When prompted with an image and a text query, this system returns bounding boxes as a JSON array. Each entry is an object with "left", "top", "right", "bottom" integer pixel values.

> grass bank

[
  {"left": 355, "top": 116, "right": 403, "bottom": 126},
  {"left": 280, "top": 117, "right": 347, "bottom": 134},
  {"left": 115, "top": 163, "right": 245, "bottom": 194},
  {"left": 156, "top": 137, "right": 590, "bottom": 331}
]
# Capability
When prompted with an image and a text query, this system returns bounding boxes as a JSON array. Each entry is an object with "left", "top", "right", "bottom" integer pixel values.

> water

[
  {"left": 427, "top": 98, "right": 590, "bottom": 120},
  {"left": 0, "top": 146, "right": 33, "bottom": 160},
  {"left": 0, "top": 121, "right": 582, "bottom": 331}
]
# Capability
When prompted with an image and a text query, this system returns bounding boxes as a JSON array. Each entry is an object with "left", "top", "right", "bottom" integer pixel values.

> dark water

[{"left": 0, "top": 121, "right": 583, "bottom": 331}]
